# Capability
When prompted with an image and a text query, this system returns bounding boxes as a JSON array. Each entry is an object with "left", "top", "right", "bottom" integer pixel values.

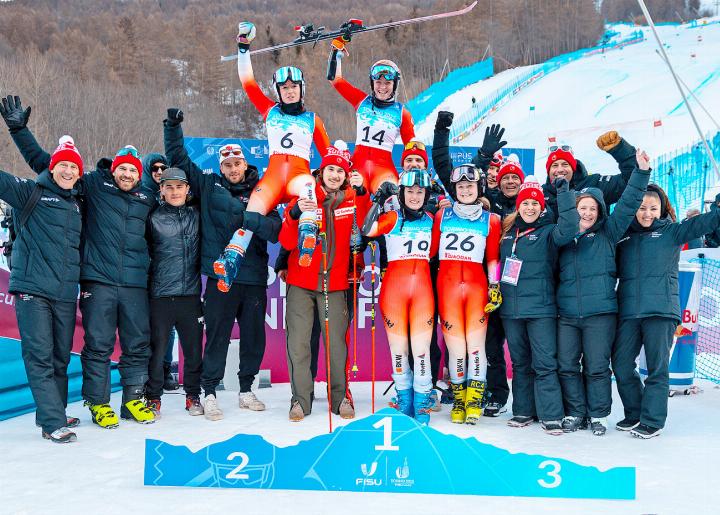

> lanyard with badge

[{"left": 500, "top": 228, "right": 534, "bottom": 286}]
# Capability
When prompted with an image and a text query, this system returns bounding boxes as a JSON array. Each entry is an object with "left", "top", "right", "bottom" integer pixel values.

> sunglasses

[
  {"left": 152, "top": 164, "right": 168, "bottom": 173},
  {"left": 116, "top": 146, "right": 140, "bottom": 158},
  {"left": 450, "top": 164, "right": 481, "bottom": 183},
  {"left": 399, "top": 169, "right": 431, "bottom": 188},
  {"left": 404, "top": 141, "right": 426, "bottom": 152},
  {"left": 370, "top": 65, "right": 399, "bottom": 81},
  {"left": 549, "top": 145, "right": 573, "bottom": 154}
]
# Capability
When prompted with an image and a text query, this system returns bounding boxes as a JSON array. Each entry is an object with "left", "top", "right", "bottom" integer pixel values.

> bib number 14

[{"left": 361, "top": 126, "right": 386, "bottom": 146}]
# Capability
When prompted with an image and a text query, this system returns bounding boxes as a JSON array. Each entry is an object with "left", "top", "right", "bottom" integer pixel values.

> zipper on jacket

[{"left": 574, "top": 241, "right": 583, "bottom": 318}]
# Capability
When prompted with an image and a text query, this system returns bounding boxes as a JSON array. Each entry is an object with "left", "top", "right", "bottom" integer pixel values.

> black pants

[
  {"left": 80, "top": 283, "right": 151, "bottom": 404},
  {"left": 147, "top": 296, "right": 204, "bottom": 399},
  {"left": 503, "top": 317, "right": 563, "bottom": 421},
  {"left": 612, "top": 317, "right": 676, "bottom": 429},
  {"left": 485, "top": 312, "right": 510, "bottom": 405},
  {"left": 15, "top": 294, "right": 76, "bottom": 434},
  {"left": 557, "top": 314, "right": 616, "bottom": 418},
  {"left": 202, "top": 279, "right": 267, "bottom": 396}
]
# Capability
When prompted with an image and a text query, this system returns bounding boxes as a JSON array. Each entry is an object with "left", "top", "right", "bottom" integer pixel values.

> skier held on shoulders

[
  {"left": 327, "top": 34, "right": 415, "bottom": 195},
  {"left": 214, "top": 21, "right": 331, "bottom": 291}
]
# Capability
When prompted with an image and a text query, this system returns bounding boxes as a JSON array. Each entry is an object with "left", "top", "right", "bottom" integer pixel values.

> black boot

[{"left": 163, "top": 364, "right": 179, "bottom": 391}]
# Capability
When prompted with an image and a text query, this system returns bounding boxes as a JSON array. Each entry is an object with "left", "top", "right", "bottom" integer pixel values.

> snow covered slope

[{"left": 415, "top": 19, "right": 720, "bottom": 181}]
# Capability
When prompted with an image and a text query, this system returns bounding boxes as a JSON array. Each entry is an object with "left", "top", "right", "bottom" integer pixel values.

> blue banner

[
  {"left": 182, "top": 137, "right": 535, "bottom": 183},
  {"left": 144, "top": 408, "right": 635, "bottom": 499}
]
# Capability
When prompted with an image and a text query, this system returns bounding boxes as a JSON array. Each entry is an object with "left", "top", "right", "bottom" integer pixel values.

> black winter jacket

[
  {"left": 10, "top": 127, "right": 156, "bottom": 288},
  {"left": 499, "top": 185, "right": 578, "bottom": 319},
  {"left": 557, "top": 167, "right": 650, "bottom": 318},
  {"left": 147, "top": 203, "right": 201, "bottom": 298},
  {"left": 163, "top": 120, "right": 281, "bottom": 286},
  {"left": 704, "top": 193, "right": 720, "bottom": 248},
  {"left": 616, "top": 210, "right": 720, "bottom": 322},
  {"left": 543, "top": 138, "right": 637, "bottom": 220},
  {"left": 0, "top": 170, "right": 82, "bottom": 302}
]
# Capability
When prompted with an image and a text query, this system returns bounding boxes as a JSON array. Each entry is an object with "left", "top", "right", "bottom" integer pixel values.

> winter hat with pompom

[
  {"left": 321, "top": 140, "right": 352, "bottom": 173},
  {"left": 515, "top": 176, "right": 545, "bottom": 211},
  {"left": 49, "top": 135, "right": 84, "bottom": 175}
]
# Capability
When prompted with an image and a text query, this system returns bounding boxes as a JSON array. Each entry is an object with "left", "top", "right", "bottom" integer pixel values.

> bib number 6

[{"left": 281, "top": 132, "right": 294, "bottom": 149}]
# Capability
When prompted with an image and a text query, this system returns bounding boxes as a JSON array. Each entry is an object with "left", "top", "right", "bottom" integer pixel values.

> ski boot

[
  {"left": 120, "top": 385, "right": 156, "bottom": 424},
  {"left": 449, "top": 383, "right": 466, "bottom": 424},
  {"left": 87, "top": 402, "right": 119, "bottom": 429},
  {"left": 297, "top": 211, "right": 318, "bottom": 267},
  {"left": 213, "top": 246, "right": 244, "bottom": 292},
  {"left": 389, "top": 387, "right": 414, "bottom": 417},
  {"left": 464, "top": 379, "right": 486, "bottom": 425},
  {"left": 413, "top": 390, "right": 434, "bottom": 425}
]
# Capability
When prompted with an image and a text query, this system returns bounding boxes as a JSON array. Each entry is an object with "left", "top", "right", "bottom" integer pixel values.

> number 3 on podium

[{"left": 537, "top": 460, "right": 562, "bottom": 488}]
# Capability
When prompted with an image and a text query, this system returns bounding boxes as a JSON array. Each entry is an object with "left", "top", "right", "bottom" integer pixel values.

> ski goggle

[
  {"left": 116, "top": 146, "right": 140, "bottom": 158},
  {"left": 404, "top": 141, "right": 426, "bottom": 151},
  {"left": 399, "top": 169, "right": 431, "bottom": 188},
  {"left": 219, "top": 145, "right": 244, "bottom": 157},
  {"left": 274, "top": 66, "right": 304, "bottom": 85},
  {"left": 548, "top": 144, "right": 573, "bottom": 154},
  {"left": 370, "top": 64, "right": 399, "bottom": 81},
  {"left": 450, "top": 164, "right": 481, "bottom": 183}
]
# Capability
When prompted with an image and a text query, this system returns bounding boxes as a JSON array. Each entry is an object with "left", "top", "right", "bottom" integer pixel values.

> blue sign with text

[
  {"left": 182, "top": 137, "right": 536, "bottom": 181},
  {"left": 144, "top": 409, "right": 635, "bottom": 499}
]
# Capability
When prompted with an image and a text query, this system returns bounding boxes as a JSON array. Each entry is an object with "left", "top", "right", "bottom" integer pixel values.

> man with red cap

[
  {"left": 281, "top": 141, "right": 369, "bottom": 422},
  {"left": 542, "top": 131, "right": 639, "bottom": 220},
  {"left": 0, "top": 126, "right": 84, "bottom": 442},
  {"left": 1, "top": 95, "right": 157, "bottom": 429}
]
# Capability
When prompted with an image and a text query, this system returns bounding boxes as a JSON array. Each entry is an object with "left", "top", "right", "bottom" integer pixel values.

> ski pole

[
  {"left": 369, "top": 240, "right": 377, "bottom": 413},
  {"left": 320, "top": 232, "right": 333, "bottom": 433},
  {"left": 351, "top": 205, "right": 359, "bottom": 378}
]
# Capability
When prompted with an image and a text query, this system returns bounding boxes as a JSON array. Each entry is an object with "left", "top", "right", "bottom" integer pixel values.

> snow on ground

[
  {"left": 2, "top": 380, "right": 720, "bottom": 515},
  {"left": 416, "top": 20, "right": 720, "bottom": 182}
]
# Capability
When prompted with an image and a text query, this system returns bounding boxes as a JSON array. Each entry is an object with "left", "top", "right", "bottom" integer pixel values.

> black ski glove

[
  {"left": 553, "top": 177, "right": 569, "bottom": 192},
  {"left": 435, "top": 111, "right": 454, "bottom": 130},
  {"left": 480, "top": 123, "right": 507, "bottom": 158},
  {"left": 0, "top": 95, "right": 31, "bottom": 133},
  {"left": 165, "top": 108, "right": 184, "bottom": 127},
  {"left": 374, "top": 181, "right": 399, "bottom": 205}
]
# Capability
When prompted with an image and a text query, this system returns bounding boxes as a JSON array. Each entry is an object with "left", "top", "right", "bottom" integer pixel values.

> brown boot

[
  {"left": 338, "top": 397, "right": 355, "bottom": 419},
  {"left": 289, "top": 400, "right": 304, "bottom": 422}
]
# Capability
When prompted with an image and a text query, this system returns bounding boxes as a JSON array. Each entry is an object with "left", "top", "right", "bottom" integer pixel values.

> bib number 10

[{"left": 403, "top": 239, "right": 429, "bottom": 254}]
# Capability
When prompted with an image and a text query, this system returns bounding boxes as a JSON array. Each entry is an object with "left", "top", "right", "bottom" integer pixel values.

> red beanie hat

[
  {"left": 515, "top": 176, "right": 545, "bottom": 210},
  {"left": 111, "top": 145, "right": 143, "bottom": 177},
  {"left": 496, "top": 162, "right": 525, "bottom": 184},
  {"left": 320, "top": 140, "right": 352, "bottom": 173},
  {"left": 546, "top": 149, "right": 577, "bottom": 173},
  {"left": 401, "top": 141, "right": 428, "bottom": 168},
  {"left": 49, "top": 135, "right": 84, "bottom": 176}
]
